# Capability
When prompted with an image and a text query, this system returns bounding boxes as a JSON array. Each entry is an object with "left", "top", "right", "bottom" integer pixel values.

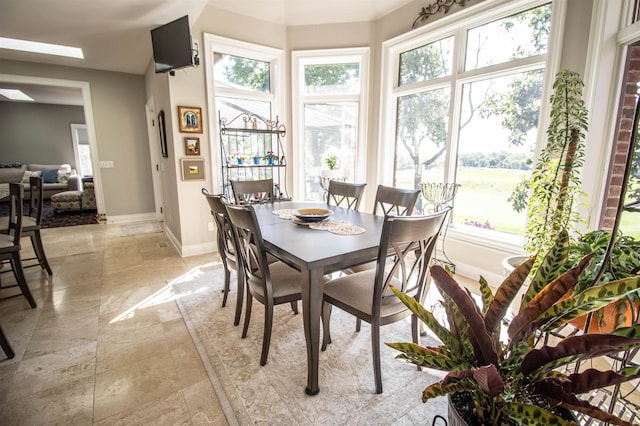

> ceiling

[{"left": 0, "top": 0, "right": 416, "bottom": 105}]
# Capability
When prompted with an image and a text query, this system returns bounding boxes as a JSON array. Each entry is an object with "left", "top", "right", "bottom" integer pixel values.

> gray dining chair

[
  {"left": 0, "top": 323, "right": 14, "bottom": 359},
  {"left": 202, "top": 189, "right": 244, "bottom": 326},
  {"left": 0, "top": 183, "right": 37, "bottom": 308},
  {"left": 348, "top": 184, "right": 422, "bottom": 331},
  {"left": 321, "top": 208, "right": 449, "bottom": 393},
  {"left": 0, "top": 176, "right": 52, "bottom": 275},
  {"left": 326, "top": 180, "right": 367, "bottom": 210},
  {"left": 230, "top": 178, "right": 273, "bottom": 205},
  {"left": 224, "top": 203, "right": 303, "bottom": 366}
]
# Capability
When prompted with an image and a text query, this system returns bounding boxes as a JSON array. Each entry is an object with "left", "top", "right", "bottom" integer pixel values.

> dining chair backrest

[
  {"left": 201, "top": 189, "right": 238, "bottom": 270},
  {"left": 7, "top": 183, "right": 24, "bottom": 247},
  {"left": 28, "top": 176, "right": 44, "bottom": 225},
  {"left": 224, "top": 204, "right": 271, "bottom": 296},
  {"left": 326, "top": 181, "right": 366, "bottom": 210},
  {"left": 372, "top": 185, "right": 420, "bottom": 217},
  {"left": 373, "top": 207, "right": 449, "bottom": 312},
  {"left": 231, "top": 178, "right": 273, "bottom": 205}
]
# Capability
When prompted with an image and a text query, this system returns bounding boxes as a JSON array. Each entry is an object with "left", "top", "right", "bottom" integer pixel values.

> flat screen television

[{"left": 150, "top": 15, "right": 194, "bottom": 74}]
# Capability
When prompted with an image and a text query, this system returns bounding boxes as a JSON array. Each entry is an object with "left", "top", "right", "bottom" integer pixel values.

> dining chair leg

[
  {"left": 321, "top": 302, "right": 332, "bottom": 351},
  {"left": 0, "top": 325, "right": 14, "bottom": 359},
  {"left": 371, "top": 322, "right": 382, "bottom": 394},
  {"left": 11, "top": 253, "right": 36, "bottom": 308},
  {"left": 260, "top": 303, "right": 274, "bottom": 366},
  {"left": 221, "top": 266, "right": 231, "bottom": 308},
  {"left": 242, "top": 292, "right": 253, "bottom": 338},
  {"left": 355, "top": 318, "right": 362, "bottom": 332},
  {"left": 233, "top": 270, "right": 244, "bottom": 326},
  {"left": 30, "top": 231, "right": 52, "bottom": 275},
  {"left": 290, "top": 300, "right": 298, "bottom": 315}
]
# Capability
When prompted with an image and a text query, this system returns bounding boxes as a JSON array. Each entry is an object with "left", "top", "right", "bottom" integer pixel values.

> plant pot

[
  {"left": 570, "top": 299, "right": 640, "bottom": 333},
  {"left": 320, "top": 169, "right": 342, "bottom": 179},
  {"left": 253, "top": 156, "right": 261, "bottom": 164}
]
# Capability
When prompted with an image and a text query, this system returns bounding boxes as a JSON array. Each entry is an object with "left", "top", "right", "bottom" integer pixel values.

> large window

[
  {"left": 292, "top": 48, "right": 369, "bottom": 201},
  {"left": 384, "top": 0, "right": 556, "bottom": 242},
  {"left": 205, "top": 35, "right": 285, "bottom": 191}
]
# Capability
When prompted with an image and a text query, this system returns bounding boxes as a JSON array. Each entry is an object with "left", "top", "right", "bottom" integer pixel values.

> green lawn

[{"left": 397, "top": 166, "right": 529, "bottom": 235}]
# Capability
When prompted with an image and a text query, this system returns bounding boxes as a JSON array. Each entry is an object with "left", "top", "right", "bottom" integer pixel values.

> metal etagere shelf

[{"left": 219, "top": 112, "right": 289, "bottom": 201}]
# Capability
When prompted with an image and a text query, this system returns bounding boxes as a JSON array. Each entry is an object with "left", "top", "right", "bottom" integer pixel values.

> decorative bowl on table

[{"left": 291, "top": 208, "right": 333, "bottom": 223}]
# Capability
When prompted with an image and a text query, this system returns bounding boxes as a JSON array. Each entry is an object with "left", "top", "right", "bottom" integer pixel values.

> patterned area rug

[
  {"left": 0, "top": 200, "right": 101, "bottom": 229},
  {"left": 174, "top": 266, "right": 448, "bottom": 425}
]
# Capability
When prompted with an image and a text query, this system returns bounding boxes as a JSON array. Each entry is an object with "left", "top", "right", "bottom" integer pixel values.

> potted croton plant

[{"left": 388, "top": 229, "right": 640, "bottom": 425}]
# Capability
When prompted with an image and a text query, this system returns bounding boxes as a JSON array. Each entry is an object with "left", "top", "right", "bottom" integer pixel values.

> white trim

[
  {"left": 105, "top": 212, "right": 157, "bottom": 224},
  {"left": 0, "top": 73, "right": 106, "bottom": 215}
]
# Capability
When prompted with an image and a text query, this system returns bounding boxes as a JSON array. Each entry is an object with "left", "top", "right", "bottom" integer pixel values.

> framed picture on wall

[
  {"left": 181, "top": 158, "right": 205, "bottom": 181},
  {"left": 184, "top": 137, "right": 200, "bottom": 156},
  {"left": 158, "top": 110, "right": 168, "bottom": 158},
  {"left": 178, "top": 105, "right": 203, "bottom": 133}
]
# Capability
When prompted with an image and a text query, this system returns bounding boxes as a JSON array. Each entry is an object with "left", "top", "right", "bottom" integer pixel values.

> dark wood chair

[
  {"left": 230, "top": 178, "right": 273, "bottom": 205},
  {"left": 201, "top": 188, "right": 243, "bottom": 326},
  {"left": 0, "top": 176, "right": 52, "bottom": 275},
  {"left": 349, "top": 184, "right": 422, "bottom": 330},
  {"left": 0, "top": 183, "right": 37, "bottom": 308},
  {"left": 0, "top": 323, "right": 15, "bottom": 359},
  {"left": 224, "top": 203, "right": 303, "bottom": 366},
  {"left": 326, "top": 181, "right": 367, "bottom": 210},
  {"left": 321, "top": 208, "right": 449, "bottom": 393}
]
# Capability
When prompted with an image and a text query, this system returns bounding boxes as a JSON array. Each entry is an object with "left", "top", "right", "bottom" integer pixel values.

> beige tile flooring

[{"left": 0, "top": 223, "right": 229, "bottom": 425}]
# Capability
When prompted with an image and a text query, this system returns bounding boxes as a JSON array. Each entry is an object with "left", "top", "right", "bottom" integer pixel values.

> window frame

[
  {"left": 204, "top": 33, "right": 286, "bottom": 193},
  {"left": 379, "top": 0, "right": 566, "bottom": 252},
  {"left": 291, "top": 47, "right": 370, "bottom": 201}
]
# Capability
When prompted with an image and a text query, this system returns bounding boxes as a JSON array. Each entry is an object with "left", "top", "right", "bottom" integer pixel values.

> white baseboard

[{"left": 162, "top": 225, "right": 217, "bottom": 257}]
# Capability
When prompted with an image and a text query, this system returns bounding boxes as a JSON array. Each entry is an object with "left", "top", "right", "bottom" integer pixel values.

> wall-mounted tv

[{"left": 150, "top": 15, "right": 194, "bottom": 74}]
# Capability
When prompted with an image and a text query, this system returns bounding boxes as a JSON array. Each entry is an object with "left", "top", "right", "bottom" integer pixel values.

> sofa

[{"left": 0, "top": 163, "right": 81, "bottom": 201}]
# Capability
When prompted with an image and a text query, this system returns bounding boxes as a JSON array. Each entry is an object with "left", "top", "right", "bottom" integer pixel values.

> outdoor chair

[
  {"left": 230, "top": 178, "right": 273, "bottom": 205},
  {"left": 224, "top": 203, "right": 304, "bottom": 366},
  {"left": 321, "top": 208, "right": 449, "bottom": 393},
  {"left": 326, "top": 181, "right": 367, "bottom": 210}
]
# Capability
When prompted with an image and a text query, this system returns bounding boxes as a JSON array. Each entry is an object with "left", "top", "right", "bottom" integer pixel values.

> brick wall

[{"left": 601, "top": 43, "right": 640, "bottom": 229}]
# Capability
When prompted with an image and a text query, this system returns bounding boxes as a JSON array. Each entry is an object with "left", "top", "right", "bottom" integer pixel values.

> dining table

[{"left": 252, "top": 201, "right": 385, "bottom": 395}]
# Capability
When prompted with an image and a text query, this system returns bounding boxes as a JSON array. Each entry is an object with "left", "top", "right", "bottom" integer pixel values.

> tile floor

[{"left": 0, "top": 222, "right": 229, "bottom": 425}]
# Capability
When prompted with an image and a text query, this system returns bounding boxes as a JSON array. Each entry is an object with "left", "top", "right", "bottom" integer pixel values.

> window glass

[
  {"left": 399, "top": 36, "right": 453, "bottom": 86},
  {"left": 389, "top": 2, "right": 551, "bottom": 241},
  {"left": 213, "top": 53, "right": 270, "bottom": 93},
  {"left": 394, "top": 88, "right": 449, "bottom": 212},
  {"left": 303, "top": 103, "right": 358, "bottom": 200},
  {"left": 454, "top": 70, "right": 542, "bottom": 234},
  {"left": 215, "top": 96, "right": 272, "bottom": 123},
  {"left": 304, "top": 63, "right": 360, "bottom": 95},
  {"left": 465, "top": 4, "right": 551, "bottom": 71}
]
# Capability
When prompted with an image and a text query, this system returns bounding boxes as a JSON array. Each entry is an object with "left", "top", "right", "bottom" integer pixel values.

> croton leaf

[
  {"left": 538, "top": 276, "right": 640, "bottom": 331},
  {"left": 389, "top": 285, "right": 462, "bottom": 354},
  {"left": 472, "top": 364, "right": 504, "bottom": 396},
  {"left": 431, "top": 265, "right": 499, "bottom": 366},
  {"left": 521, "top": 334, "right": 640, "bottom": 376},
  {"left": 503, "top": 402, "right": 577, "bottom": 426},
  {"left": 422, "top": 378, "right": 476, "bottom": 402},
  {"left": 531, "top": 377, "right": 637, "bottom": 426},
  {"left": 507, "top": 254, "right": 594, "bottom": 342},
  {"left": 485, "top": 256, "right": 535, "bottom": 333},
  {"left": 478, "top": 275, "right": 494, "bottom": 314},
  {"left": 386, "top": 341, "right": 470, "bottom": 371},
  {"left": 560, "top": 367, "right": 640, "bottom": 394},
  {"left": 523, "top": 229, "right": 570, "bottom": 306}
]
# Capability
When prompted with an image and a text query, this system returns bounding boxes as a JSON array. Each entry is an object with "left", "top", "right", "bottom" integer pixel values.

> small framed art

[
  {"left": 178, "top": 105, "right": 203, "bottom": 133},
  {"left": 181, "top": 158, "right": 205, "bottom": 181},
  {"left": 184, "top": 136, "right": 200, "bottom": 156}
]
